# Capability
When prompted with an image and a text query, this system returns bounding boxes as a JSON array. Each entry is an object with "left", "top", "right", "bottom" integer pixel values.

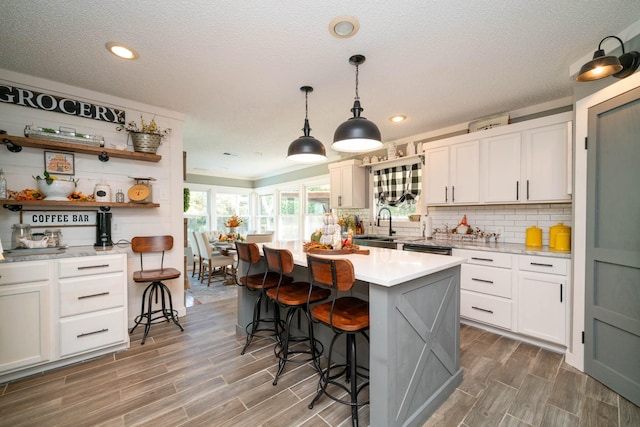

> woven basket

[{"left": 130, "top": 132, "right": 161, "bottom": 154}]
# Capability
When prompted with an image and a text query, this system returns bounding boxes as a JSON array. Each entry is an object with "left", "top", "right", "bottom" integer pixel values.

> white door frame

[{"left": 570, "top": 71, "right": 640, "bottom": 370}]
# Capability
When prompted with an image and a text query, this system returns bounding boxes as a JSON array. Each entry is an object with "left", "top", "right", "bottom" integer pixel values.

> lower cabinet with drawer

[
  {"left": 57, "top": 254, "right": 128, "bottom": 358},
  {"left": 0, "top": 253, "right": 129, "bottom": 382},
  {"left": 454, "top": 249, "right": 515, "bottom": 331},
  {"left": 517, "top": 255, "right": 570, "bottom": 345},
  {"left": 454, "top": 248, "right": 571, "bottom": 349},
  {"left": 0, "top": 260, "right": 51, "bottom": 373}
]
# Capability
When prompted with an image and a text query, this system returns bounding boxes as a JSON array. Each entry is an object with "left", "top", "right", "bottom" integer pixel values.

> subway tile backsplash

[{"left": 427, "top": 203, "right": 572, "bottom": 245}]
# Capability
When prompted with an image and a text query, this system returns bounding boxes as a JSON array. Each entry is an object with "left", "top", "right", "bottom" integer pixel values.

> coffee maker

[{"left": 95, "top": 211, "right": 113, "bottom": 249}]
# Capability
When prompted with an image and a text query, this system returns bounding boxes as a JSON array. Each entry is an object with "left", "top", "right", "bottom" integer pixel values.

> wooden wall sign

[
  {"left": 0, "top": 82, "right": 125, "bottom": 124},
  {"left": 20, "top": 210, "right": 97, "bottom": 228}
]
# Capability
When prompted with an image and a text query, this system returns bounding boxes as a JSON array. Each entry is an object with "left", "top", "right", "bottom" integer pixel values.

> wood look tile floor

[{"left": 1, "top": 295, "right": 639, "bottom": 427}]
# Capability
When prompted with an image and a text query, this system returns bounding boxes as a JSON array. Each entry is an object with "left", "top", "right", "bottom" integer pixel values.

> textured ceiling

[{"left": 2, "top": 1, "right": 640, "bottom": 180}]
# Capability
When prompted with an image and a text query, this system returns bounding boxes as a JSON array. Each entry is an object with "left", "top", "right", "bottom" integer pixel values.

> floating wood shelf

[
  {"left": 2, "top": 199, "right": 159, "bottom": 211},
  {"left": 2, "top": 134, "right": 162, "bottom": 163}
]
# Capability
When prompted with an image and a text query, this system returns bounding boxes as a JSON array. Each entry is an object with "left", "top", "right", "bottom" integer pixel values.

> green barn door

[{"left": 585, "top": 85, "right": 640, "bottom": 406}]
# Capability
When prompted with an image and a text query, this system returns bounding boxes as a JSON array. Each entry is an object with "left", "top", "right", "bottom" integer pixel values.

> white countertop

[{"left": 266, "top": 241, "right": 465, "bottom": 287}]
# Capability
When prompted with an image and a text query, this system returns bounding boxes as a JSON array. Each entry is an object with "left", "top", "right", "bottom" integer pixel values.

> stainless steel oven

[{"left": 402, "top": 243, "right": 452, "bottom": 256}]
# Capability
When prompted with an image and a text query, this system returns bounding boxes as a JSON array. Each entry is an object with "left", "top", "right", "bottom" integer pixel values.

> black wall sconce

[{"left": 576, "top": 35, "right": 640, "bottom": 82}]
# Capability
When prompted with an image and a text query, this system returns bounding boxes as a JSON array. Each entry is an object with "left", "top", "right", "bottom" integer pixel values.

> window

[
  {"left": 278, "top": 188, "right": 300, "bottom": 241},
  {"left": 305, "top": 184, "right": 330, "bottom": 238},
  {"left": 373, "top": 163, "right": 421, "bottom": 219},
  {"left": 256, "top": 193, "right": 275, "bottom": 232},
  {"left": 215, "top": 192, "right": 249, "bottom": 234},
  {"left": 185, "top": 189, "right": 209, "bottom": 232}
]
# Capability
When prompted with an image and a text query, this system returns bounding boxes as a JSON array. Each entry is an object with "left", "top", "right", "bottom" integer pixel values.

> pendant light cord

[
  {"left": 305, "top": 89, "right": 309, "bottom": 120},
  {"left": 354, "top": 63, "right": 360, "bottom": 100}
]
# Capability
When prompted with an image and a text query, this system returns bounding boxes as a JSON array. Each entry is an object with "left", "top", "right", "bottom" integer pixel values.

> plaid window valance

[{"left": 373, "top": 163, "right": 422, "bottom": 206}]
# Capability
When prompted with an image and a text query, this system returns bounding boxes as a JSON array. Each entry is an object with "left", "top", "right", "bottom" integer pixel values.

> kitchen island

[{"left": 236, "top": 241, "right": 465, "bottom": 427}]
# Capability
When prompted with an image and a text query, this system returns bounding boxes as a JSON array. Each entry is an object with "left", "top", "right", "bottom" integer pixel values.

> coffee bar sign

[
  {"left": 20, "top": 210, "right": 97, "bottom": 228},
  {"left": 0, "top": 83, "right": 125, "bottom": 124}
]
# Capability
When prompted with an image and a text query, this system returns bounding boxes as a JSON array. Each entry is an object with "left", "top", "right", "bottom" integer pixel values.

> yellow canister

[
  {"left": 555, "top": 232, "right": 571, "bottom": 251},
  {"left": 549, "top": 222, "right": 570, "bottom": 248},
  {"left": 526, "top": 225, "right": 542, "bottom": 247}
]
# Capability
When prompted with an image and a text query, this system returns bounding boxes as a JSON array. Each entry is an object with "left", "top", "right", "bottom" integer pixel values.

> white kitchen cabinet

[
  {"left": 454, "top": 249, "right": 514, "bottom": 331},
  {"left": 483, "top": 122, "right": 571, "bottom": 203},
  {"left": 517, "top": 255, "right": 569, "bottom": 345},
  {"left": 0, "top": 261, "right": 50, "bottom": 373},
  {"left": 425, "top": 140, "right": 480, "bottom": 205},
  {"left": 329, "top": 159, "right": 367, "bottom": 208},
  {"left": 57, "top": 254, "right": 128, "bottom": 357}
]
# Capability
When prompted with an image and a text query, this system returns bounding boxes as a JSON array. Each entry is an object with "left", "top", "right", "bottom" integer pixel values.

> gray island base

[{"left": 235, "top": 241, "right": 464, "bottom": 427}]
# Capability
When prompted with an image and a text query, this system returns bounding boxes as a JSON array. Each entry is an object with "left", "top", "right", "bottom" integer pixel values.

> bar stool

[
  {"left": 130, "top": 235, "right": 184, "bottom": 345},
  {"left": 306, "top": 255, "right": 370, "bottom": 427},
  {"left": 263, "top": 246, "right": 330, "bottom": 385},
  {"left": 235, "top": 241, "right": 292, "bottom": 355}
]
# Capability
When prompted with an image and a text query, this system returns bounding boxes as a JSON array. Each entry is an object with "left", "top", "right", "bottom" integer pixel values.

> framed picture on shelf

[{"left": 44, "top": 151, "right": 75, "bottom": 175}]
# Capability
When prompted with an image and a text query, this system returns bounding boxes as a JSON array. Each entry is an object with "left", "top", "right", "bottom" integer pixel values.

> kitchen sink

[{"left": 352, "top": 235, "right": 399, "bottom": 249}]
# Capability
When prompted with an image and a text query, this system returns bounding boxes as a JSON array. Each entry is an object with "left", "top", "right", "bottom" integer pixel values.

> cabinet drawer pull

[
  {"left": 77, "top": 328, "right": 108, "bottom": 338},
  {"left": 471, "top": 257, "right": 494, "bottom": 262},
  {"left": 472, "top": 306, "right": 494, "bottom": 314},
  {"left": 471, "top": 278, "right": 494, "bottom": 284},
  {"left": 77, "top": 264, "right": 110, "bottom": 270},
  {"left": 78, "top": 291, "right": 110, "bottom": 300},
  {"left": 530, "top": 262, "right": 553, "bottom": 268}
]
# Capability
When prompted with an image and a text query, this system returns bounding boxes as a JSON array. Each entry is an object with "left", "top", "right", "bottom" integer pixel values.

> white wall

[{"left": 0, "top": 69, "right": 186, "bottom": 322}]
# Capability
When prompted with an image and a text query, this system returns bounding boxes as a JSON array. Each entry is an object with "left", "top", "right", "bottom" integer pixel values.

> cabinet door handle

[
  {"left": 472, "top": 306, "right": 494, "bottom": 314},
  {"left": 560, "top": 283, "right": 563, "bottom": 303},
  {"left": 472, "top": 278, "right": 494, "bottom": 284},
  {"left": 77, "top": 264, "right": 110, "bottom": 270},
  {"left": 445, "top": 186, "right": 448, "bottom": 203},
  {"left": 77, "top": 328, "right": 108, "bottom": 338},
  {"left": 471, "top": 257, "right": 494, "bottom": 262},
  {"left": 526, "top": 180, "right": 530, "bottom": 200},
  {"left": 338, "top": 195, "right": 341, "bottom": 207},
  {"left": 516, "top": 181, "right": 519, "bottom": 200},
  {"left": 530, "top": 262, "right": 553, "bottom": 268},
  {"left": 78, "top": 291, "right": 110, "bottom": 300}
]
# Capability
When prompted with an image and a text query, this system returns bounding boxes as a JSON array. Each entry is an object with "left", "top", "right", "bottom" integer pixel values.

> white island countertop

[{"left": 265, "top": 240, "right": 465, "bottom": 287}]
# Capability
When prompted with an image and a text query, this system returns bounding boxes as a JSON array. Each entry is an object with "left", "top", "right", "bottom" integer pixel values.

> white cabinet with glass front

[
  {"left": 329, "top": 159, "right": 367, "bottom": 209},
  {"left": 424, "top": 140, "right": 480, "bottom": 205}
]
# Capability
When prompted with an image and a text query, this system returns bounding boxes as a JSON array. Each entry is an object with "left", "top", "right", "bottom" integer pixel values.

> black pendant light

[
  {"left": 576, "top": 35, "right": 640, "bottom": 82},
  {"left": 332, "top": 54, "right": 382, "bottom": 153},
  {"left": 287, "top": 86, "right": 327, "bottom": 163}
]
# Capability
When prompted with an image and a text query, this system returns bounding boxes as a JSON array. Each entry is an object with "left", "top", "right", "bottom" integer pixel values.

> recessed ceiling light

[
  {"left": 389, "top": 115, "right": 407, "bottom": 123},
  {"left": 105, "top": 42, "right": 139, "bottom": 60},
  {"left": 329, "top": 16, "right": 360, "bottom": 39}
]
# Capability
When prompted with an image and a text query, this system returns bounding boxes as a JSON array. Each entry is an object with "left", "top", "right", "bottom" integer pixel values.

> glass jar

[
  {"left": 11, "top": 224, "right": 32, "bottom": 249},
  {"left": 44, "top": 228, "right": 63, "bottom": 248}
]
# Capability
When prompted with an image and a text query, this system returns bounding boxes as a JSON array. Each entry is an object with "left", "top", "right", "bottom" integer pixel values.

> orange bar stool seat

[
  {"left": 130, "top": 235, "right": 184, "bottom": 345},
  {"left": 263, "top": 246, "right": 330, "bottom": 385},
  {"left": 306, "top": 255, "right": 370, "bottom": 427}
]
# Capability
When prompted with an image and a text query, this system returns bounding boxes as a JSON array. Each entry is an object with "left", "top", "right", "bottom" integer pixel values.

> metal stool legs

[
  {"left": 272, "top": 305, "right": 324, "bottom": 385},
  {"left": 130, "top": 280, "right": 184, "bottom": 345},
  {"left": 240, "top": 291, "right": 281, "bottom": 355},
  {"left": 308, "top": 331, "right": 370, "bottom": 427}
]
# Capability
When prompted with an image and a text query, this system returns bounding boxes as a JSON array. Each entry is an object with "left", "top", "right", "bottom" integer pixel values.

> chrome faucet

[{"left": 377, "top": 207, "right": 395, "bottom": 236}]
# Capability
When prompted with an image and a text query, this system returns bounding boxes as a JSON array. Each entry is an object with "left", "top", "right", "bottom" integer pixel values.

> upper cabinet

[
  {"left": 329, "top": 159, "right": 367, "bottom": 209},
  {"left": 484, "top": 122, "right": 572, "bottom": 203},
  {"left": 423, "top": 112, "right": 572, "bottom": 207},
  {"left": 425, "top": 140, "right": 480, "bottom": 205}
]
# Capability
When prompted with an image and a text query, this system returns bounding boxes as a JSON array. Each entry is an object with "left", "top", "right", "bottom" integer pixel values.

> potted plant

[{"left": 116, "top": 115, "right": 171, "bottom": 154}]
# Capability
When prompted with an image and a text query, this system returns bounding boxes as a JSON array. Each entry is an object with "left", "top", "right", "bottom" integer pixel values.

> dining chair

[
  {"left": 198, "top": 231, "right": 234, "bottom": 286},
  {"left": 191, "top": 231, "right": 203, "bottom": 280},
  {"left": 245, "top": 231, "right": 274, "bottom": 243}
]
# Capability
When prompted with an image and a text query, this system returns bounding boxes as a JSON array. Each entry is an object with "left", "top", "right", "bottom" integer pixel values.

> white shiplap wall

[{"left": 0, "top": 69, "right": 186, "bottom": 322}]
